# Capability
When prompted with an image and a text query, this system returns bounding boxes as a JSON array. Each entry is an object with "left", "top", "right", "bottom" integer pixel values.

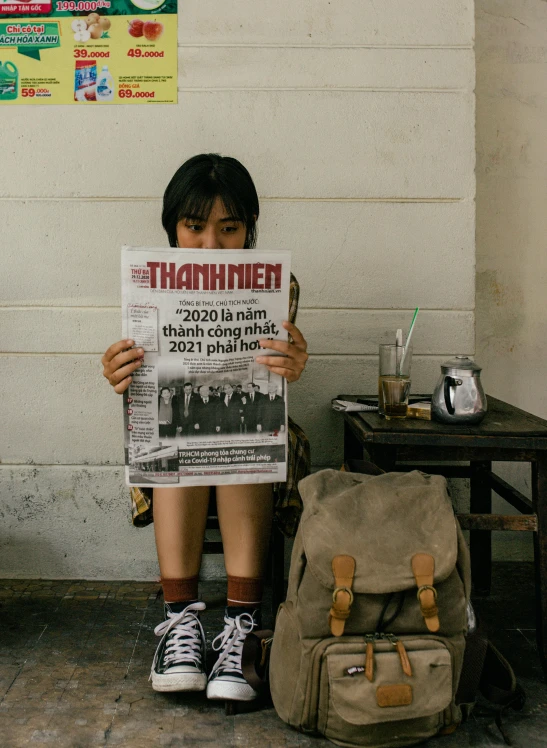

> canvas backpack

[{"left": 269, "top": 468, "right": 472, "bottom": 748}]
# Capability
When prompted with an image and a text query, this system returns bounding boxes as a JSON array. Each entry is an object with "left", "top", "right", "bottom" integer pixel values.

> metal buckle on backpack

[
  {"left": 416, "top": 585, "right": 437, "bottom": 601},
  {"left": 333, "top": 586, "right": 354, "bottom": 604}
]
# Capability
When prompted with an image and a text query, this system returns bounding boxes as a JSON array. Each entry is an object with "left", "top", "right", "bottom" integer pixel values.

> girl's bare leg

[
  {"left": 151, "top": 487, "right": 210, "bottom": 694},
  {"left": 205, "top": 485, "right": 273, "bottom": 701},
  {"left": 153, "top": 486, "right": 210, "bottom": 578},
  {"left": 215, "top": 483, "right": 273, "bottom": 578}
]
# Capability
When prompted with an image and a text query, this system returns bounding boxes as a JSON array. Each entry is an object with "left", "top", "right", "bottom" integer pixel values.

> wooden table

[{"left": 338, "top": 395, "right": 547, "bottom": 678}]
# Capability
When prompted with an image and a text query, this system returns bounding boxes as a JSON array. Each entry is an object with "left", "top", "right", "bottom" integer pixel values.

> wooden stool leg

[
  {"left": 470, "top": 460, "right": 492, "bottom": 596},
  {"left": 532, "top": 456, "right": 547, "bottom": 680},
  {"left": 370, "top": 445, "right": 397, "bottom": 473},
  {"left": 225, "top": 701, "right": 237, "bottom": 716},
  {"left": 344, "top": 420, "right": 364, "bottom": 464},
  {"left": 271, "top": 525, "right": 285, "bottom": 615}
]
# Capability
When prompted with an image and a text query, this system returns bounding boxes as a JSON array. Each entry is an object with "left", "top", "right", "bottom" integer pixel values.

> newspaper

[
  {"left": 331, "top": 399, "right": 378, "bottom": 412},
  {"left": 121, "top": 247, "right": 291, "bottom": 488}
]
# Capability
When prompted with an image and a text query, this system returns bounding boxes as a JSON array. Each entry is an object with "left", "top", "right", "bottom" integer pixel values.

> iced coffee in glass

[{"left": 378, "top": 343, "right": 412, "bottom": 418}]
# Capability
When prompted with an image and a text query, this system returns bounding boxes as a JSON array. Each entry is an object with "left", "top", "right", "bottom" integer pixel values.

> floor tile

[{"left": 0, "top": 565, "right": 544, "bottom": 747}]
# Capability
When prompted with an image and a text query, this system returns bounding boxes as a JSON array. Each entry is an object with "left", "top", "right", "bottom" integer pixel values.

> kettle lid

[{"left": 441, "top": 355, "right": 482, "bottom": 372}]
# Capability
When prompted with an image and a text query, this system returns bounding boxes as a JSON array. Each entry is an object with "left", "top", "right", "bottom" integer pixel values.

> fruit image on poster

[{"left": 0, "top": 0, "right": 177, "bottom": 104}]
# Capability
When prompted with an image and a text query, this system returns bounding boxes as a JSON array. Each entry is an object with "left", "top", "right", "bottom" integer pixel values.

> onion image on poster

[{"left": 71, "top": 14, "right": 111, "bottom": 43}]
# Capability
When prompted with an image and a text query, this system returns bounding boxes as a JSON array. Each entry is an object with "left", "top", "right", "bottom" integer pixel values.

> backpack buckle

[
  {"left": 416, "top": 585, "right": 438, "bottom": 602},
  {"left": 411, "top": 554, "right": 440, "bottom": 632},
  {"left": 333, "top": 586, "right": 354, "bottom": 605},
  {"left": 329, "top": 556, "right": 356, "bottom": 636}
]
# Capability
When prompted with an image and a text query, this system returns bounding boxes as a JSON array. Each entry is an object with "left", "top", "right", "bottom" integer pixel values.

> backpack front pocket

[{"left": 316, "top": 638, "right": 453, "bottom": 747}]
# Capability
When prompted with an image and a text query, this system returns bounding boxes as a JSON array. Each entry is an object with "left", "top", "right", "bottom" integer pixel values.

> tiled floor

[{"left": 0, "top": 564, "right": 545, "bottom": 747}]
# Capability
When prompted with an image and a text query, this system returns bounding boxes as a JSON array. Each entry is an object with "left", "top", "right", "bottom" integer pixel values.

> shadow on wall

[{"left": 0, "top": 534, "right": 75, "bottom": 579}]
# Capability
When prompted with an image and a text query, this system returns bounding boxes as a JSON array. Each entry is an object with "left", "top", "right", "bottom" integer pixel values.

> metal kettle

[{"left": 431, "top": 356, "right": 487, "bottom": 424}]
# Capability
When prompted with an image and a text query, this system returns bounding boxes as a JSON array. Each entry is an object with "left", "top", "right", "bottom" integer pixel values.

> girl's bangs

[{"left": 176, "top": 181, "right": 246, "bottom": 224}]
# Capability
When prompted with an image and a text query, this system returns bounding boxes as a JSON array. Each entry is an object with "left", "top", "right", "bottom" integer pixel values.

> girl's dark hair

[{"left": 162, "top": 154, "right": 259, "bottom": 249}]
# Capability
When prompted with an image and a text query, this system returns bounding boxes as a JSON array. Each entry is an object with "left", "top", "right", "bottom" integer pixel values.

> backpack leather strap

[
  {"left": 328, "top": 555, "right": 355, "bottom": 636},
  {"left": 241, "top": 629, "right": 274, "bottom": 692},
  {"left": 365, "top": 640, "right": 375, "bottom": 682},
  {"left": 411, "top": 553, "right": 440, "bottom": 632}
]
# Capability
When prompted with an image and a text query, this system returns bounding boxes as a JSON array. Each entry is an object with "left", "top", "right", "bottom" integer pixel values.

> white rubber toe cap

[
  {"left": 152, "top": 670, "right": 207, "bottom": 692},
  {"left": 206, "top": 677, "right": 257, "bottom": 701}
]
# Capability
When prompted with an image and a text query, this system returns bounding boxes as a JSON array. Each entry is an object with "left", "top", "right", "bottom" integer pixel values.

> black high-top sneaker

[
  {"left": 150, "top": 601, "right": 207, "bottom": 692},
  {"left": 206, "top": 608, "right": 260, "bottom": 701}
]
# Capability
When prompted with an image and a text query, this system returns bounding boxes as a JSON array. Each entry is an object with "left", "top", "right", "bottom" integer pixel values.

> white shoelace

[
  {"left": 150, "top": 601, "right": 206, "bottom": 677},
  {"left": 209, "top": 612, "right": 255, "bottom": 677}
]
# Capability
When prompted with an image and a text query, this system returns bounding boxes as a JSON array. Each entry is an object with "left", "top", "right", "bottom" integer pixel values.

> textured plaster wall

[
  {"left": 0, "top": 1, "right": 476, "bottom": 578},
  {"left": 476, "top": 0, "right": 547, "bottom": 561}
]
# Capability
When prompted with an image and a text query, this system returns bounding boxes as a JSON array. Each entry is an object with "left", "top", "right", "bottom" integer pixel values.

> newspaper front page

[{"left": 121, "top": 247, "right": 291, "bottom": 488}]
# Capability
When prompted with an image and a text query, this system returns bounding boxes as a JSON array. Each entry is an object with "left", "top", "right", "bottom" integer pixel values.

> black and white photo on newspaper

[{"left": 121, "top": 247, "right": 291, "bottom": 487}]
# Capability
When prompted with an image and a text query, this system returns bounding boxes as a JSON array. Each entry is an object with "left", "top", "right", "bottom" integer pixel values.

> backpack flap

[{"left": 298, "top": 469, "right": 458, "bottom": 595}]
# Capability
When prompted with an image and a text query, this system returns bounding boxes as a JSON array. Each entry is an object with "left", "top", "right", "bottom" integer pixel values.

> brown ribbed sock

[
  {"left": 161, "top": 575, "right": 199, "bottom": 604},
  {"left": 226, "top": 575, "right": 264, "bottom": 608}
]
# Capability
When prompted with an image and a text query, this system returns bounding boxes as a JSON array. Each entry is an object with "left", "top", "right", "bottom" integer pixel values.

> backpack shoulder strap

[
  {"left": 457, "top": 631, "right": 525, "bottom": 745},
  {"left": 456, "top": 629, "right": 489, "bottom": 707},
  {"left": 480, "top": 641, "right": 526, "bottom": 746},
  {"left": 480, "top": 640, "right": 526, "bottom": 711}
]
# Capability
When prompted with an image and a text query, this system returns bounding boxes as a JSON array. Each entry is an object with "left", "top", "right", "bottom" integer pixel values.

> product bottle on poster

[
  {"left": 74, "top": 60, "right": 97, "bottom": 101},
  {"left": 96, "top": 66, "right": 115, "bottom": 102},
  {"left": 0, "top": 61, "right": 18, "bottom": 101}
]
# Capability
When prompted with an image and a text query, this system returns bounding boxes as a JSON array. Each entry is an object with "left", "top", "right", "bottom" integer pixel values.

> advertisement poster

[
  {"left": 121, "top": 247, "right": 291, "bottom": 488},
  {"left": 0, "top": 0, "right": 177, "bottom": 104}
]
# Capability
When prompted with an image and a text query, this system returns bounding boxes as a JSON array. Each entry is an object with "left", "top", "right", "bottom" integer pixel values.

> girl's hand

[
  {"left": 256, "top": 321, "right": 309, "bottom": 383},
  {"left": 101, "top": 339, "right": 144, "bottom": 394}
]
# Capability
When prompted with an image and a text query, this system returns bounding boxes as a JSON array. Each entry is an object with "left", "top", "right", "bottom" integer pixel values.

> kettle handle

[{"left": 444, "top": 376, "right": 457, "bottom": 415}]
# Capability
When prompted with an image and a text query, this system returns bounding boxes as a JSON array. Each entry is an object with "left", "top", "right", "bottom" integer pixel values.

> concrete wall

[
  {"left": 0, "top": 1, "right": 476, "bottom": 578},
  {"left": 475, "top": 0, "right": 547, "bottom": 561}
]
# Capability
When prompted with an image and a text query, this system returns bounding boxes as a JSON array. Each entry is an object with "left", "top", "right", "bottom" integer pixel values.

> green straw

[{"left": 399, "top": 307, "right": 419, "bottom": 374}]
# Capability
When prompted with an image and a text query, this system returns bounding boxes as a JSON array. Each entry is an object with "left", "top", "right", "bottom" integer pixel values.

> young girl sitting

[{"left": 101, "top": 153, "right": 310, "bottom": 701}]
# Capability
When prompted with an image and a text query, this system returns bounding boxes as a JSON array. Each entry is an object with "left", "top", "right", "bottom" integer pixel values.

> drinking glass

[
  {"left": 378, "top": 343, "right": 412, "bottom": 417},
  {"left": 381, "top": 376, "right": 412, "bottom": 419}
]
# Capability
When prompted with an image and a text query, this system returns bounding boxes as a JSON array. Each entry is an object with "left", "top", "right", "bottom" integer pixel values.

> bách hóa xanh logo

[{"left": 0, "top": 21, "right": 60, "bottom": 60}]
